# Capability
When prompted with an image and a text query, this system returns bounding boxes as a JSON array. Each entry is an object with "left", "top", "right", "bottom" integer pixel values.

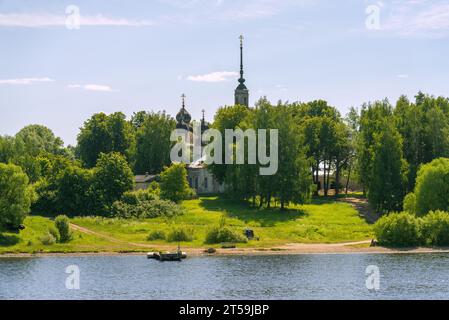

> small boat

[{"left": 147, "top": 245, "right": 187, "bottom": 261}]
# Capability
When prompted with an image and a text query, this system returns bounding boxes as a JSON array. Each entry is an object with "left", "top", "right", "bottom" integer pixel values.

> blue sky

[{"left": 1, "top": 0, "right": 449, "bottom": 145}]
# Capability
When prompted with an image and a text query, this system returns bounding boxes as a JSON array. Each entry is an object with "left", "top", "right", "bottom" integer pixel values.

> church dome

[
  {"left": 176, "top": 107, "right": 191, "bottom": 124},
  {"left": 176, "top": 94, "right": 192, "bottom": 129}
]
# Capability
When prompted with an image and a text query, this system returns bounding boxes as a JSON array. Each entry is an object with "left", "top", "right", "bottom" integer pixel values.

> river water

[{"left": 1, "top": 253, "right": 449, "bottom": 299}]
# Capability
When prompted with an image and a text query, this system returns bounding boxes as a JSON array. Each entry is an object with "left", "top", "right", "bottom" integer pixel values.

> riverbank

[
  {"left": 3, "top": 241, "right": 449, "bottom": 258},
  {"left": 1, "top": 196, "right": 377, "bottom": 255}
]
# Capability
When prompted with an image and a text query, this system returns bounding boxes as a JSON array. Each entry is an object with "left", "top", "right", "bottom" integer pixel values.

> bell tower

[{"left": 234, "top": 35, "right": 249, "bottom": 107}]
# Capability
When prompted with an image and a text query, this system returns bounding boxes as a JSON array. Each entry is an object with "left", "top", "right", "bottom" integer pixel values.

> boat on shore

[{"left": 147, "top": 249, "right": 187, "bottom": 261}]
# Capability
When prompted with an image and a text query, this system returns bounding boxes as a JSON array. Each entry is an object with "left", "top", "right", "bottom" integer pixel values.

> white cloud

[
  {"left": 0, "top": 77, "right": 54, "bottom": 85},
  {"left": 275, "top": 84, "right": 288, "bottom": 92},
  {"left": 0, "top": 13, "right": 154, "bottom": 28},
  {"left": 187, "top": 71, "right": 238, "bottom": 82},
  {"left": 397, "top": 74, "right": 409, "bottom": 78},
  {"left": 382, "top": 1, "right": 449, "bottom": 38},
  {"left": 68, "top": 84, "right": 113, "bottom": 92}
]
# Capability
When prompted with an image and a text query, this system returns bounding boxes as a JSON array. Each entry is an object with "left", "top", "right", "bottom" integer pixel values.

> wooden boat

[{"left": 147, "top": 249, "right": 187, "bottom": 261}]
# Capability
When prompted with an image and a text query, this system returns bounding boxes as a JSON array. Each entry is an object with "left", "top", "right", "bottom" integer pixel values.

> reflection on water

[{"left": 1, "top": 253, "right": 449, "bottom": 299}]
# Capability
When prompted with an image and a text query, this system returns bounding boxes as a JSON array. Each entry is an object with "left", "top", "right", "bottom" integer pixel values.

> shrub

[
  {"left": 159, "top": 163, "right": 194, "bottom": 203},
  {"left": 413, "top": 158, "right": 449, "bottom": 215},
  {"left": 48, "top": 226, "right": 59, "bottom": 242},
  {"left": 0, "top": 163, "right": 34, "bottom": 229},
  {"left": 374, "top": 212, "right": 421, "bottom": 247},
  {"left": 167, "top": 227, "right": 194, "bottom": 242},
  {"left": 147, "top": 230, "right": 166, "bottom": 241},
  {"left": 421, "top": 211, "right": 449, "bottom": 246},
  {"left": 112, "top": 191, "right": 183, "bottom": 219},
  {"left": 147, "top": 181, "right": 161, "bottom": 197},
  {"left": 54, "top": 215, "right": 72, "bottom": 242},
  {"left": 120, "top": 189, "right": 158, "bottom": 205},
  {"left": 39, "top": 233, "right": 56, "bottom": 245},
  {"left": 403, "top": 192, "right": 417, "bottom": 214},
  {"left": 205, "top": 226, "right": 247, "bottom": 244}
]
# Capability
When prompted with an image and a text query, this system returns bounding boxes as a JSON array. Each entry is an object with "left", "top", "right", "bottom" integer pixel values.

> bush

[
  {"left": 421, "top": 211, "right": 449, "bottom": 246},
  {"left": 403, "top": 192, "right": 417, "bottom": 214},
  {"left": 374, "top": 212, "right": 421, "bottom": 247},
  {"left": 48, "top": 226, "right": 59, "bottom": 242},
  {"left": 413, "top": 158, "right": 449, "bottom": 215},
  {"left": 112, "top": 191, "right": 183, "bottom": 219},
  {"left": 205, "top": 226, "right": 247, "bottom": 244},
  {"left": 159, "top": 163, "right": 194, "bottom": 203},
  {"left": 120, "top": 189, "right": 159, "bottom": 205},
  {"left": 167, "top": 227, "right": 194, "bottom": 242},
  {"left": 147, "top": 230, "right": 166, "bottom": 241},
  {"left": 39, "top": 233, "right": 56, "bottom": 245},
  {"left": 0, "top": 163, "right": 34, "bottom": 229},
  {"left": 54, "top": 215, "right": 72, "bottom": 242}
]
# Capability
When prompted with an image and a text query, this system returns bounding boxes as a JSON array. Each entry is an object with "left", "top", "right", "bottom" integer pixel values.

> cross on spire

[
  {"left": 238, "top": 35, "right": 245, "bottom": 84},
  {"left": 181, "top": 93, "right": 186, "bottom": 108}
]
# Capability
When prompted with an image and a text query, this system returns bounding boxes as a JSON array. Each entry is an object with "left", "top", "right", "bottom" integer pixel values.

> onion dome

[{"left": 176, "top": 94, "right": 192, "bottom": 129}]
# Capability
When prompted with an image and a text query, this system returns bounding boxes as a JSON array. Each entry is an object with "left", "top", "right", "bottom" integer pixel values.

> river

[{"left": 1, "top": 253, "right": 449, "bottom": 299}]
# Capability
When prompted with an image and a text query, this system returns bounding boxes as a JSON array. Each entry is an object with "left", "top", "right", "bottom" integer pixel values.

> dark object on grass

[
  {"left": 244, "top": 228, "right": 259, "bottom": 240},
  {"left": 370, "top": 239, "right": 378, "bottom": 247},
  {"left": 205, "top": 248, "right": 216, "bottom": 254},
  {"left": 18, "top": 224, "right": 25, "bottom": 230}
]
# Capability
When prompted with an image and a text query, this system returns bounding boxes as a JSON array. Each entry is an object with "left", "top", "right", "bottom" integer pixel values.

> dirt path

[
  {"left": 337, "top": 197, "right": 379, "bottom": 224},
  {"left": 67, "top": 223, "right": 449, "bottom": 256},
  {"left": 69, "top": 223, "right": 204, "bottom": 254}
]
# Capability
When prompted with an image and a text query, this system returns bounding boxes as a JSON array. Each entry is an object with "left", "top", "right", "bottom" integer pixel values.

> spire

[
  {"left": 181, "top": 93, "right": 186, "bottom": 109},
  {"left": 234, "top": 35, "right": 249, "bottom": 107},
  {"left": 238, "top": 35, "right": 245, "bottom": 85}
]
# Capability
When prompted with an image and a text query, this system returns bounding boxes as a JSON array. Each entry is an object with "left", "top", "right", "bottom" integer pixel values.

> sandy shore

[{"left": 3, "top": 241, "right": 449, "bottom": 258}]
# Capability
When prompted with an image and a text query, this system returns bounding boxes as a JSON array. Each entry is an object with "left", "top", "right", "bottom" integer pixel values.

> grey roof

[{"left": 135, "top": 174, "right": 157, "bottom": 183}]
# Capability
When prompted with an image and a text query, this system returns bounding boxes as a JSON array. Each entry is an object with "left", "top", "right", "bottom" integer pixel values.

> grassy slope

[{"left": 0, "top": 196, "right": 373, "bottom": 253}]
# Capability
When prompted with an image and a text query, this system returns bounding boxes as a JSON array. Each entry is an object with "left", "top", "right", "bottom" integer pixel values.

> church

[{"left": 177, "top": 35, "right": 249, "bottom": 194}]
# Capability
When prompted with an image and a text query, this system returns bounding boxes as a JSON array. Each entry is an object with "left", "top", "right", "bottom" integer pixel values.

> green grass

[{"left": 0, "top": 195, "right": 373, "bottom": 254}]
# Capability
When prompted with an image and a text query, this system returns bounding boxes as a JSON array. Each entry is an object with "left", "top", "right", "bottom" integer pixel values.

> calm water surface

[{"left": 1, "top": 253, "right": 449, "bottom": 299}]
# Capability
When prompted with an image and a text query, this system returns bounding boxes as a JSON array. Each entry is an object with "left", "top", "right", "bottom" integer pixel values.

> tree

[
  {"left": 406, "top": 158, "right": 449, "bottom": 216},
  {"left": 0, "top": 135, "right": 15, "bottom": 163},
  {"left": 294, "top": 100, "right": 347, "bottom": 196},
  {"left": 270, "top": 103, "right": 312, "bottom": 209},
  {"left": 0, "top": 163, "right": 33, "bottom": 230},
  {"left": 208, "top": 104, "right": 250, "bottom": 184},
  {"left": 30, "top": 154, "right": 74, "bottom": 215},
  {"left": 14, "top": 124, "right": 64, "bottom": 156},
  {"left": 3, "top": 125, "right": 68, "bottom": 183},
  {"left": 77, "top": 112, "right": 134, "bottom": 168},
  {"left": 394, "top": 93, "right": 449, "bottom": 191},
  {"left": 92, "top": 152, "right": 134, "bottom": 214},
  {"left": 357, "top": 100, "right": 394, "bottom": 196},
  {"left": 209, "top": 98, "right": 312, "bottom": 209},
  {"left": 159, "top": 163, "right": 192, "bottom": 203},
  {"left": 54, "top": 215, "right": 72, "bottom": 242},
  {"left": 134, "top": 112, "right": 176, "bottom": 174},
  {"left": 368, "top": 121, "right": 407, "bottom": 213},
  {"left": 56, "top": 165, "right": 94, "bottom": 216}
]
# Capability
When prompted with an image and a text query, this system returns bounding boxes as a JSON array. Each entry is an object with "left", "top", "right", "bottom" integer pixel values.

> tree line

[{"left": 1, "top": 91, "right": 448, "bottom": 227}]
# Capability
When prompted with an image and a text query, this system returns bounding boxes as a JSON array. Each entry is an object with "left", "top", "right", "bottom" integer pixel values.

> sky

[{"left": 1, "top": 0, "right": 449, "bottom": 145}]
